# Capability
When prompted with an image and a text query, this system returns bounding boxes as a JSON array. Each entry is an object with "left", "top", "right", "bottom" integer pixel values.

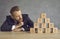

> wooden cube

[
  {"left": 34, "top": 23, "right": 39, "bottom": 28},
  {"left": 50, "top": 28, "right": 53, "bottom": 33},
  {"left": 46, "top": 23, "right": 49, "bottom": 28},
  {"left": 30, "top": 28, "right": 35, "bottom": 33},
  {"left": 42, "top": 23, "right": 46, "bottom": 28},
  {"left": 46, "top": 28, "right": 50, "bottom": 33},
  {"left": 53, "top": 27, "right": 58, "bottom": 33},
  {"left": 37, "top": 18, "right": 42, "bottom": 23},
  {"left": 42, "top": 28, "right": 46, "bottom": 33},
  {"left": 38, "top": 23, "right": 42, "bottom": 28},
  {"left": 46, "top": 18, "right": 50, "bottom": 23},
  {"left": 41, "top": 13, "right": 46, "bottom": 18},
  {"left": 38, "top": 28, "right": 42, "bottom": 33},
  {"left": 42, "top": 18, "right": 46, "bottom": 23},
  {"left": 35, "top": 28, "right": 38, "bottom": 33},
  {"left": 49, "top": 23, "right": 54, "bottom": 28}
]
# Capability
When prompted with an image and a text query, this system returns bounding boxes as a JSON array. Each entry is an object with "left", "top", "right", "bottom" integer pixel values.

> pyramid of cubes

[{"left": 30, "top": 13, "right": 58, "bottom": 33}]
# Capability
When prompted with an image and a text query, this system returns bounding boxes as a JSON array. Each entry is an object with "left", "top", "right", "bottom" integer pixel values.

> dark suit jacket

[{"left": 1, "top": 14, "right": 33, "bottom": 31}]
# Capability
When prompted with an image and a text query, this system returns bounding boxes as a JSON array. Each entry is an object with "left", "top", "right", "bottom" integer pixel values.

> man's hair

[{"left": 10, "top": 6, "right": 20, "bottom": 14}]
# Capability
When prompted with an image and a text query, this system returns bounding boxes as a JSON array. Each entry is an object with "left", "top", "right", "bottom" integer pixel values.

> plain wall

[{"left": 0, "top": 0, "right": 60, "bottom": 29}]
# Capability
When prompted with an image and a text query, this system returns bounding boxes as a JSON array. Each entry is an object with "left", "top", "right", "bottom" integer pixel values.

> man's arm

[
  {"left": 27, "top": 16, "right": 33, "bottom": 28},
  {"left": 23, "top": 16, "right": 33, "bottom": 31},
  {"left": 1, "top": 20, "right": 12, "bottom": 31},
  {"left": 12, "top": 22, "right": 24, "bottom": 31}
]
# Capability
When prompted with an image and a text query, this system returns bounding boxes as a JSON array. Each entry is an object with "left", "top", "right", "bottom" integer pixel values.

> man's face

[{"left": 12, "top": 10, "right": 22, "bottom": 21}]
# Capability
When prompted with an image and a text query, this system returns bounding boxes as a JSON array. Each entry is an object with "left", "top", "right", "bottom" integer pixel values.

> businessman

[{"left": 1, "top": 6, "right": 33, "bottom": 32}]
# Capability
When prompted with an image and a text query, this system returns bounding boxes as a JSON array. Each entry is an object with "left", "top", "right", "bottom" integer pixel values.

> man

[{"left": 1, "top": 6, "right": 33, "bottom": 32}]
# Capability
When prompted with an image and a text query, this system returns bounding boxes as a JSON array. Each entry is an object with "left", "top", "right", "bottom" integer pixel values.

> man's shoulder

[
  {"left": 22, "top": 14, "right": 31, "bottom": 21},
  {"left": 22, "top": 14, "right": 28, "bottom": 17},
  {"left": 5, "top": 15, "right": 14, "bottom": 23},
  {"left": 6, "top": 15, "right": 13, "bottom": 20}
]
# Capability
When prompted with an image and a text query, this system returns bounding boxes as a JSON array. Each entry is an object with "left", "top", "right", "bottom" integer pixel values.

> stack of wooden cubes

[{"left": 30, "top": 13, "right": 58, "bottom": 33}]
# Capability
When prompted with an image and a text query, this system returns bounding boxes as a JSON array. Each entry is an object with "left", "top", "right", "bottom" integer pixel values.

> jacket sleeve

[
  {"left": 24, "top": 16, "right": 33, "bottom": 31},
  {"left": 1, "top": 19, "right": 12, "bottom": 31},
  {"left": 27, "top": 16, "right": 34, "bottom": 28}
]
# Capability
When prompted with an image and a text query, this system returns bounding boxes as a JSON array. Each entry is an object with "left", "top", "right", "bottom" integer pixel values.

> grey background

[{"left": 0, "top": 0, "right": 60, "bottom": 29}]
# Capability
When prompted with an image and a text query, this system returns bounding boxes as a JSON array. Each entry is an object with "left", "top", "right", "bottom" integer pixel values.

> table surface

[{"left": 0, "top": 31, "right": 60, "bottom": 39}]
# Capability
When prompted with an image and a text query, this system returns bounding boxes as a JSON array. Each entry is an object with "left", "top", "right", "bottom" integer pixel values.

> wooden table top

[{"left": 0, "top": 31, "right": 60, "bottom": 39}]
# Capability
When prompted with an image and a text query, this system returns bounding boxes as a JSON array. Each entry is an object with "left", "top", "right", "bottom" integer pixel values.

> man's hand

[
  {"left": 16, "top": 18, "right": 23, "bottom": 27},
  {"left": 12, "top": 27, "right": 25, "bottom": 32},
  {"left": 12, "top": 18, "right": 24, "bottom": 32},
  {"left": 12, "top": 22, "right": 24, "bottom": 32},
  {"left": 12, "top": 28, "right": 22, "bottom": 32}
]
